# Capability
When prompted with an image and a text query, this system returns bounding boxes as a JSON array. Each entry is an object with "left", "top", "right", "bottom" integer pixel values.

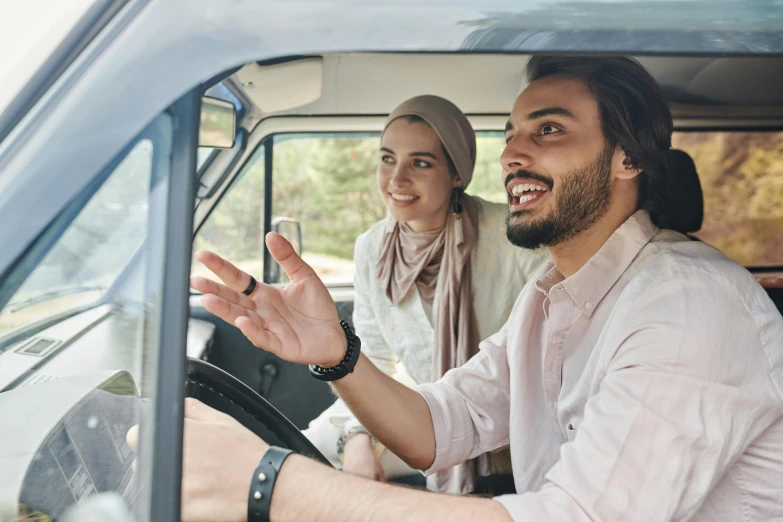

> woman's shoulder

[
  {"left": 472, "top": 195, "right": 508, "bottom": 226},
  {"left": 469, "top": 195, "right": 550, "bottom": 271},
  {"left": 470, "top": 196, "right": 510, "bottom": 243}
]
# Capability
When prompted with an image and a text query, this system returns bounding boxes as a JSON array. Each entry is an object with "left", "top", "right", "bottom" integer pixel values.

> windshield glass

[
  {"left": 0, "top": 111, "right": 177, "bottom": 521},
  {"left": 0, "top": 140, "right": 152, "bottom": 340}
]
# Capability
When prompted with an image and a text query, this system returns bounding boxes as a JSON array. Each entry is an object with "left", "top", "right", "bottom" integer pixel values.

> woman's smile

[{"left": 388, "top": 192, "right": 420, "bottom": 207}]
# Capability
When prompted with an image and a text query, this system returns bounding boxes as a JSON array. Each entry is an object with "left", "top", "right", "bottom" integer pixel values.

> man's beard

[{"left": 506, "top": 144, "right": 614, "bottom": 250}]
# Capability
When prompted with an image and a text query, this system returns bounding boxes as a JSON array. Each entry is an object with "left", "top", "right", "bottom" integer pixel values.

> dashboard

[{"left": 0, "top": 371, "right": 147, "bottom": 520}]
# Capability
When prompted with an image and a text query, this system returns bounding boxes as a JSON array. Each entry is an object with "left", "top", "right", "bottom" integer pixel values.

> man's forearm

[
  {"left": 271, "top": 455, "right": 513, "bottom": 522},
  {"left": 333, "top": 354, "right": 436, "bottom": 470}
]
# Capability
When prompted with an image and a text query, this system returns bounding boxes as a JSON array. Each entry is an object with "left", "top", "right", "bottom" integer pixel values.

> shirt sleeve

[
  {"left": 416, "top": 321, "right": 512, "bottom": 474},
  {"left": 494, "top": 271, "right": 783, "bottom": 522}
]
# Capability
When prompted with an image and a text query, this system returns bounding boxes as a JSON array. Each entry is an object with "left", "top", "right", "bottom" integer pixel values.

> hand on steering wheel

[{"left": 190, "top": 232, "right": 346, "bottom": 367}]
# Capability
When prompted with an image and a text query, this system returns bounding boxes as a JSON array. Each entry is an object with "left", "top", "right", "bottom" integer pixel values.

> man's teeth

[
  {"left": 511, "top": 183, "right": 549, "bottom": 196},
  {"left": 391, "top": 193, "right": 416, "bottom": 201},
  {"left": 519, "top": 194, "right": 537, "bottom": 203}
]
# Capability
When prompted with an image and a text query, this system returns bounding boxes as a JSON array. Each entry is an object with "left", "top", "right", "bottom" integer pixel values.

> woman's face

[{"left": 377, "top": 118, "right": 461, "bottom": 233}]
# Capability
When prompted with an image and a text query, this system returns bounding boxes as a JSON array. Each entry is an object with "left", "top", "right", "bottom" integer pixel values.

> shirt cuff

[{"left": 416, "top": 384, "right": 462, "bottom": 476}]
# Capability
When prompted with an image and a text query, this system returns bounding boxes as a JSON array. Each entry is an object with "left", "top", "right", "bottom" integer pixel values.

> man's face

[{"left": 501, "top": 74, "right": 619, "bottom": 249}]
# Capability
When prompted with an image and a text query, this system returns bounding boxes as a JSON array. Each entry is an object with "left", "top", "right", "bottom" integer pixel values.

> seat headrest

[{"left": 661, "top": 149, "right": 704, "bottom": 234}]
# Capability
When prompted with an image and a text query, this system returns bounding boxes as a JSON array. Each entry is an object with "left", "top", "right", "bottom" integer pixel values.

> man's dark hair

[{"left": 525, "top": 56, "right": 676, "bottom": 230}]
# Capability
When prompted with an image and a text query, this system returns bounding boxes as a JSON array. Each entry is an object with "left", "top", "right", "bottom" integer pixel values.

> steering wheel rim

[{"left": 185, "top": 357, "right": 331, "bottom": 466}]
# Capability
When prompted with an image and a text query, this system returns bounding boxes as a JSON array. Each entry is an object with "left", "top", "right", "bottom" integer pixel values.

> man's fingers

[
  {"left": 191, "top": 276, "right": 255, "bottom": 310},
  {"left": 183, "top": 397, "right": 233, "bottom": 422},
  {"left": 194, "top": 250, "right": 256, "bottom": 295},
  {"left": 200, "top": 294, "right": 252, "bottom": 325},
  {"left": 126, "top": 425, "right": 139, "bottom": 451},
  {"left": 266, "top": 232, "right": 317, "bottom": 283}
]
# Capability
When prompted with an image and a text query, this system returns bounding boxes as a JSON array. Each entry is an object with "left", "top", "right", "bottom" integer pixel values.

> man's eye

[
  {"left": 505, "top": 135, "right": 513, "bottom": 144},
  {"left": 539, "top": 125, "right": 562, "bottom": 136}
]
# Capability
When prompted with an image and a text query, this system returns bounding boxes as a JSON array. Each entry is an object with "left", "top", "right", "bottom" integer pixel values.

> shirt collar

[
  {"left": 534, "top": 211, "right": 659, "bottom": 318},
  {"left": 564, "top": 210, "right": 658, "bottom": 317}
]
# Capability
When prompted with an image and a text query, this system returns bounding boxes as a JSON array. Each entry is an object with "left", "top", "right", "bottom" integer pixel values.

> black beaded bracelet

[
  {"left": 309, "top": 320, "right": 362, "bottom": 381},
  {"left": 247, "top": 446, "right": 292, "bottom": 522}
]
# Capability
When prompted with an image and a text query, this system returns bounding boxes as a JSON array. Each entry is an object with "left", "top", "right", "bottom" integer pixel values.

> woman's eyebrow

[
  {"left": 410, "top": 152, "right": 437, "bottom": 160},
  {"left": 381, "top": 147, "right": 437, "bottom": 160}
]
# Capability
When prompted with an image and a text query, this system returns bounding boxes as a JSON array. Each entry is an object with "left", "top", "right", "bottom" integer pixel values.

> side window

[
  {"left": 468, "top": 131, "right": 508, "bottom": 204},
  {"left": 673, "top": 131, "right": 783, "bottom": 267},
  {"left": 193, "top": 130, "right": 510, "bottom": 287},
  {"left": 193, "top": 145, "right": 266, "bottom": 280},
  {"left": 271, "top": 133, "right": 384, "bottom": 285}
]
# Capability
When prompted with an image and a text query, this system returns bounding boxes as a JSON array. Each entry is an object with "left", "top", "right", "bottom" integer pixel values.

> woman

[{"left": 304, "top": 95, "right": 548, "bottom": 495}]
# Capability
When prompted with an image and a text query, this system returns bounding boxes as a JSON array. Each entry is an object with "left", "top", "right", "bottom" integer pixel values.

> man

[{"left": 132, "top": 56, "right": 783, "bottom": 521}]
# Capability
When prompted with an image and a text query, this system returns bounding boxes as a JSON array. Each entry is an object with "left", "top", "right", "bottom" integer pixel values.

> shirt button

[{"left": 584, "top": 301, "right": 593, "bottom": 310}]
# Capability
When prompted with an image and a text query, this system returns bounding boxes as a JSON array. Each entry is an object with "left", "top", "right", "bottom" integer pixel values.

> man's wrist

[
  {"left": 323, "top": 321, "right": 349, "bottom": 367},
  {"left": 310, "top": 321, "right": 361, "bottom": 381},
  {"left": 247, "top": 446, "right": 292, "bottom": 522}
]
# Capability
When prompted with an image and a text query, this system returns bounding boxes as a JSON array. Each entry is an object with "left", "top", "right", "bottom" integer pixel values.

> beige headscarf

[{"left": 376, "top": 95, "right": 489, "bottom": 494}]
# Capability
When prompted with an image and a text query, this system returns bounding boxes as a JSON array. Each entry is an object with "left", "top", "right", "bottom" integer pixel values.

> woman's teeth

[{"left": 390, "top": 193, "right": 416, "bottom": 201}]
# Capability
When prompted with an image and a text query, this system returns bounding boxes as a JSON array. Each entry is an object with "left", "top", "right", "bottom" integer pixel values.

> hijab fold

[{"left": 376, "top": 95, "right": 489, "bottom": 494}]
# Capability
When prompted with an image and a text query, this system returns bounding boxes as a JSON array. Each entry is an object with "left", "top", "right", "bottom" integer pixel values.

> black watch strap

[{"left": 247, "top": 446, "right": 293, "bottom": 522}]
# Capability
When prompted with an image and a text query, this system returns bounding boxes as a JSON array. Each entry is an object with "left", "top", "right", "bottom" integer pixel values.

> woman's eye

[
  {"left": 381, "top": 155, "right": 395, "bottom": 164},
  {"left": 505, "top": 135, "right": 513, "bottom": 144},
  {"left": 539, "top": 125, "right": 562, "bottom": 136},
  {"left": 413, "top": 160, "right": 432, "bottom": 168}
]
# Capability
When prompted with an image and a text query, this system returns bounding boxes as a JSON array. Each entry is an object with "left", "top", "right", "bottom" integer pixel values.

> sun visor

[{"left": 237, "top": 57, "right": 324, "bottom": 113}]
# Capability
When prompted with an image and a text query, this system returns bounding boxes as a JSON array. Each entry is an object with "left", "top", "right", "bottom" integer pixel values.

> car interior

[
  {"left": 1, "top": 51, "right": 782, "bottom": 519},
  {"left": 191, "top": 53, "right": 783, "bottom": 430}
]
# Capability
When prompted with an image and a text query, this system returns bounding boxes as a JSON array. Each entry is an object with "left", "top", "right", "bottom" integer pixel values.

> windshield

[
  {"left": 0, "top": 139, "right": 152, "bottom": 341},
  {"left": 0, "top": 110, "right": 178, "bottom": 521}
]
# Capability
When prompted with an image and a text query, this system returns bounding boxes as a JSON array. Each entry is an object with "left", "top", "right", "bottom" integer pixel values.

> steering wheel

[{"left": 185, "top": 357, "right": 331, "bottom": 466}]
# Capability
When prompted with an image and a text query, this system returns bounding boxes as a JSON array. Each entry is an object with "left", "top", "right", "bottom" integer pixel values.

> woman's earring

[{"left": 453, "top": 189, "right": 464, "bottom": 246}]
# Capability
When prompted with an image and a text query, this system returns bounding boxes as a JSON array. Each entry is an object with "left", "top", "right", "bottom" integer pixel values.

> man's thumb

[
  {"left": 265, "top": 232, "right": 316, "bottom": 282},
  {"left": 184, "top": 397, "right": 232, "bottom": 422}
]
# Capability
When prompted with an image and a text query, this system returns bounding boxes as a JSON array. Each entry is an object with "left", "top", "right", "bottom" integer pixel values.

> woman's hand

[
  {"left": 342, "top": 434, "right": 388, "bottom": 483},
  {"left": 190, "top": 233, "right": 346, "bottom": 367}
]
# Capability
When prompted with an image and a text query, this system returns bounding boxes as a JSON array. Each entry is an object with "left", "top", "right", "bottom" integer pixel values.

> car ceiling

[{"left": 234, "top": 53, "right": 783, "bottom": 119}]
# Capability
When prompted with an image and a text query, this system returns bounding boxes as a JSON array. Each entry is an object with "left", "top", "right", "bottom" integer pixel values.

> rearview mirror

[
  {"left": 199, "top": 96, "right": 236, "bottom": 148},
  {"left": 270, "top": 218, "right": 303, "bottom": 284}
]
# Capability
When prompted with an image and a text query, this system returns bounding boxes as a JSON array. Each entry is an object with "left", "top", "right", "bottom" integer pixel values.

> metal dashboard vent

[{"left": 15, "top": 337, "right": 61, "bottom": 357}]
